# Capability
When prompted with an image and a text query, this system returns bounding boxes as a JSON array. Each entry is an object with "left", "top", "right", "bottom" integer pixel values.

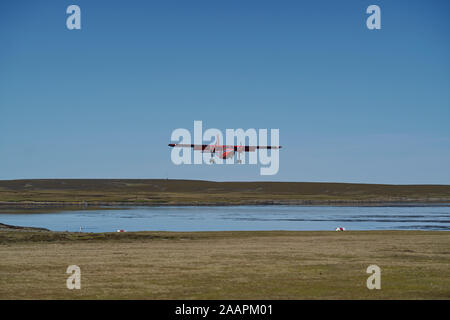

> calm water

[{"left": 1, "top": 205, "right": 449, "bottom": 232}]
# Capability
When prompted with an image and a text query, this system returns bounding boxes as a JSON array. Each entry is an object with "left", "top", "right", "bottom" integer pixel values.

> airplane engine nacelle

[{"left": 220, "top": 151, "right": 234, "bottom": 159}]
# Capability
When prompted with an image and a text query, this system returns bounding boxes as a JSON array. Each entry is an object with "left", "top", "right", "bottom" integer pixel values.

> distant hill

[{"left": 0, "top": 179, "right": 449, "bottom": 207}]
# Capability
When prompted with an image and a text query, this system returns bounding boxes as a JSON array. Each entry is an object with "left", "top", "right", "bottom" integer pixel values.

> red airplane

[{"left": 169, "top": 135, "right": 282, "bottom": 164}]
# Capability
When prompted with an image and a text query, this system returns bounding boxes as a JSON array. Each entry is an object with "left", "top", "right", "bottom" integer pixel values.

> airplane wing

[
  {"left": 240, "top": 146, "right": 282, "bottom": 151},
  {"left": 168, "top": 144, "right": 220, "bottom": 151}
]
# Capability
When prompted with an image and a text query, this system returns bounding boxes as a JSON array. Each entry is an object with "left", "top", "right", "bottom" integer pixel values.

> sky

[{"left": 0, "top": 0, "right": 449, "bottom": 184}]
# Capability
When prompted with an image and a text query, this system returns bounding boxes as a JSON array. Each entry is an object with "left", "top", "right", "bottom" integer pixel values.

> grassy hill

[{"left": 0, "top": 179, "right": 449, "bottom": 207}]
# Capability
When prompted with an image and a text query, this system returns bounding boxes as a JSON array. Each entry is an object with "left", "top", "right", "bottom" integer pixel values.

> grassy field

[
  {"left": 1, "top": 179, "right": 450, "bottom": 206},
  {"left": 0, "top": 229, "right": 449, "bottom": 299}
]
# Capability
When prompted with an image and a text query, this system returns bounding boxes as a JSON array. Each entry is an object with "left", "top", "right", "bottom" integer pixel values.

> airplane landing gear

[{"left": 237, "top": 149, "right": 243, "bottom": 164}]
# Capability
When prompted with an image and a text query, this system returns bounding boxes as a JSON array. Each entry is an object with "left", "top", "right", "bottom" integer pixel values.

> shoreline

[
  {"left": 0, "top": 225, "right": 449, "bottom": 238},
  {"left": 1, "top": 199, "right": 450, "bottom": 210},
  {"left": 0, "top": 222, "right": 50, "bottom": 232}
]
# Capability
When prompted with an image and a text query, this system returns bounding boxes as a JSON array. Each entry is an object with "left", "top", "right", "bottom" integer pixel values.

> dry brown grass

[
  {"left": 0, "top": 230, "right": 449, "bottom": 299},
  {"left": 1, "top": 179, "right": 450, "bottom": 206}
]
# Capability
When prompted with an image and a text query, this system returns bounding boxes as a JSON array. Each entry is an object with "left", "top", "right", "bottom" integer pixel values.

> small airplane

[{"left": 169, "top": 135, "right": 282, "bottom": 164}]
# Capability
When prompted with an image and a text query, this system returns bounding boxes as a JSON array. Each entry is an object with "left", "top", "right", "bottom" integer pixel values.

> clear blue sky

[{"left": 1, "top": 0, "right": 449, "bottom": 184}]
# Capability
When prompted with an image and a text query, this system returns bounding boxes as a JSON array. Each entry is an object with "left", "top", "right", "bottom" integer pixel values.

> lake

[{"left": 1, "top": 205, "right": 449, "bottom": 232}]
